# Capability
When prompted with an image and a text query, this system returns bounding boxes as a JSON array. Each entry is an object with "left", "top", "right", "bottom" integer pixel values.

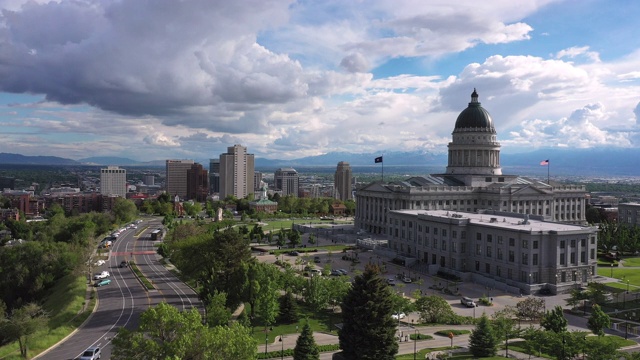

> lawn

[
  {"left": 0, "top": 274, "right": 94, "bottom": 360},
  {"left": 250, "top": 302, "right": 342, "bottom": 343},
  {"left": 621, "top": 257, "right": 640, "bottom": 267}
]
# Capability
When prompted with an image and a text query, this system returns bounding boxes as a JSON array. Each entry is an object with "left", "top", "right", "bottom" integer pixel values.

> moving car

[
  {"left": 461, "top": 296, "right": 476, "bottom": 308},
  {"left": 94, "top": 279, "right": 111, "bottom": 287},
  {"left": 93, "top": 271, "right": 110, "bottom": 280},
  {"left": 79, "top": 346, "right": 101, "bottom": 360},
  {"left": 119, "top": 260, "right": 129, "bottom": 268}
]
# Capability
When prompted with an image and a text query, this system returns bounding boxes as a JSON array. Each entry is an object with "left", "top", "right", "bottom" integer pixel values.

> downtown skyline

[{"left": 0, "top": 0, "right": 638, "bottom": 162}]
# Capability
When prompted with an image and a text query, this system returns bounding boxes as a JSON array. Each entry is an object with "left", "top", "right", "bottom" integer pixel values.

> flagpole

[
  {"left": 547, "top": 160, "right": 550, "bottom": 186},
  {"left": 382, "top": 153, "right": 384, "bottom": 182}
]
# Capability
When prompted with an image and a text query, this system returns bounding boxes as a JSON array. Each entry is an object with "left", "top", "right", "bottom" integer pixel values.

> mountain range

[{"left": 0, "top": 148, "right": 638, "bottom": 177}]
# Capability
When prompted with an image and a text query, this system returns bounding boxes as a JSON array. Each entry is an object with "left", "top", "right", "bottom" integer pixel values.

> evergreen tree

[
  {"left": 339, "top": 264, "right": 398, "bottom": 360},
  {"left": 294, "top": 321, "right": 319, "bottom": 360},
  {"left": 279, "top": 291, "right": 299, "bottom": 324},
  {"left": 469, "top": 314, "right": 498, "bottom": 357},
  {"left": 541, "top": 306, "right": 568, "bottom": 333}
]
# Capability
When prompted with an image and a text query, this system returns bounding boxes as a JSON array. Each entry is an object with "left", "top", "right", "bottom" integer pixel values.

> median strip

[{"left": 130, "top": 261, "right": 155, "bottom": 290}]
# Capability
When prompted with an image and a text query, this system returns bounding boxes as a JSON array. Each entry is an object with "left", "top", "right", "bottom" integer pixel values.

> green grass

[
  {"left": 597, "top": 267, "right": 640, "bottom": 290},
  {"left": 395, "top": 346, "right": 461, "bottom": 360},
  {"left": 621, "top": 257, "right": 640, "bottom": 267},
  {"left": 251, "top": 302, "right": 342, "bottom": 343},
  {"left": 0, "top": 274, "right": 95, "bottom": 360},
  {"left": 271, "top": 245, "right": 351, "bottom": 255}
]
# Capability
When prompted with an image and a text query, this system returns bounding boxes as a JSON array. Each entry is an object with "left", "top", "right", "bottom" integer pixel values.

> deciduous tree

[
  {"left": 541, "top": 306, "right": 568, "bottom": 333},
  {"left": 587, "top": 304, "right": 610, "bottom": 336},
  {"left": 414, "top": 295, "right": 455, "bottom": 324},
  {"left": 0, "top": 303, "right": 48, "bottom": 358}
]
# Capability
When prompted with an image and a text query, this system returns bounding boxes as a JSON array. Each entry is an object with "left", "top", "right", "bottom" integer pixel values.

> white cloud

[{"left": 556, "top": 46, "right": 601, "bottom": 62}]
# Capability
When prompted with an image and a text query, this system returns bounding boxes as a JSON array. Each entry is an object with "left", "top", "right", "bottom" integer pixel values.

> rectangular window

[
  {"left": 487, "top": 234, "right": 492, "bottom": 242},
  {"left": 522, "top": 240, "right": 528, "bottom": 249},
  {"left": 533, "top": 241, "right": 539, "bottom": 249},
  {"left": 461, "top": 231, "right": 466, "bottom": 239},
  {"left": 442, "top": 240, "right": 447, "bottom": 251},
  {"left": 452, "top": 231, "right": 457, "bottom": 239},
  {"left": 571, "top": 239, "right": 576, "bottom": 248},
  {"left": 425, "top": 226, "right": 430, "bottom": 234},
  {"left": 497, "top": 236, "right": 503, "bottom": 245},
  {"left": 507, "top": 268, "right": 513, "bottom": 280},
  {"left": 508, "top": 250, "right": 514, "bottom": 262},
  {"left": 590, "top": 249, "right": 595, "bottom": 259},
  {"left": 476, "top": 244, "right": 482, "bottom": 255},
  {"left": 433, "top": 238, "right": 437, "bottom": 249},
  {"left": 560, "top": 240, "right": 566, "bottom": 249},
  {"left": 497, "top": 266, "right": 502, "bottom": 276},
  {"left": 533, "top": 254, "right": 538, "bottom": 266},
  {"left": 477, "top": 232, "right": 482, "bottom": 241},
  {"left": 560, "top": 253, "right": 566, "bottom": 265},
  {"left": 486, "top": 246, "right": 492, "bottom": 258},
  {"left": 509, "top": 238, "right": 515, "bottom": 246},
  {"left": 497, "top": 248, "right": 503, "bottom": 260},
  {"left": 434, "top": 228, "right": 438, "bottom": 235},
  {"left": 461, "top": 243, "right": 466, "bottom": 254},
  {"left": 570, "top": 253, "right": 576, "bottom": 264},
  {"left": 452, "top": 242, "right": 457, "bottom": 253},
  {"left": 581, "top": 238, "right": 586, "bottom": 247},
  {"left": 581, "top": 251, "right": 586, "bottom": 263},
  {"left": 475, "top": 261, "right": 480, "bottom": 271},
  {"left": 442, "top": 229, "right": 447, "bottom": 237},
  {"left": 522, "top": 253, "right": 528, "bottom": 265},
  {"left": 485, "top": 263, "right": 491, "bottom": 273}
]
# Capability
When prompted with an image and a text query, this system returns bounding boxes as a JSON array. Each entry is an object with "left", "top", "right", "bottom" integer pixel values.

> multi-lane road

[{"left": 37, "top": 218, "right": 201, "bottom": 360}]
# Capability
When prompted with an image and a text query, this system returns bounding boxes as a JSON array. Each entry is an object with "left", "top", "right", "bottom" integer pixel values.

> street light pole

[
  {"left": 279, "top": 336, "right": 284, "bottom": 360},
  {"left": 414, "top": 329, "right": 417, "bottom": 360},
  {"left": 611, "top": 263, "right": 614, "bottom": 278}
]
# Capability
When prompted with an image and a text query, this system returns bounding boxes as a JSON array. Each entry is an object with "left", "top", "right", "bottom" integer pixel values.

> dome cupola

[{"left": 453, "top": 88, "right": 495, "bottom": 133}]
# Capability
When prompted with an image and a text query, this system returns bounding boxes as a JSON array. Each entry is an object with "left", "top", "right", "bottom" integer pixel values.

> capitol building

[{"left": 355, "top": 90, "right": 597, "bottom": 294}]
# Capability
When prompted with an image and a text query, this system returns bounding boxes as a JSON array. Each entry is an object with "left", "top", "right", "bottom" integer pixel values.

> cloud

[
  {"left": 340, "top": 53, "right": 369, "bottom": 73},
  {"left": 556, "top": 46, "right": 601, "bottom": 62}
]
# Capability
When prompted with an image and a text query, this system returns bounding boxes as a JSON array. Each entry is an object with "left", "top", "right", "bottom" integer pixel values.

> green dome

[{"left": 454, "top": 89, "right": 495, "bottom": 133}]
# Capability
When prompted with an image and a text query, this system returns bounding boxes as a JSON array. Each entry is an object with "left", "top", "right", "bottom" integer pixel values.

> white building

[
  {"left": 388, "top": 209, "right": 597, "bottom": 294},
  {"left": 355, "top": 89, "right": 587, "bottom": 236},
  {"left": 100, "top": 166, "right": 126, "bottom": 197}
]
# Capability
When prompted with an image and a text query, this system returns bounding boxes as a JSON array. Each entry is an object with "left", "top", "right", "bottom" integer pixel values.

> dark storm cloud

[{"left": 0, "top": 0, "right": 306, "bottom": 132}]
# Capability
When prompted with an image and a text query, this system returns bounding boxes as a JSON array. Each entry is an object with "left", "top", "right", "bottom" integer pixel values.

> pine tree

[
  {"left": 294, "top": 321, "right": 319, "bottom": 360},
  {"left": 278, "top": 291, "right": 299, "bottom": 323},
  {"left": 469, "top": 314, "right": 498, "bottom": 357},
  {"left": 339, "top": 264, "right": 398, "bottom": 360}
]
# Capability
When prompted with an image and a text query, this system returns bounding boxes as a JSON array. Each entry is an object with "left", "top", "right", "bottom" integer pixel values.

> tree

[
  {"left": 288, "top": 230, "right": 302, "bottom": 248},
  {"left": 541, "top": 305, "right": 568, "bottom": 333},
  {"left": 0, "top": 303, "right": 48, "bottom": 358},
  {"left": 587, "top": 304, "right": 611, "bottom": 336},
  {"left": 205, "top": 291, "right": 231, "bottom": 327},
  {"left": 112, "top": 302, "right": 257, "bottom": 360},
  {"left": 339, "top": 265, "right": 398, "bottom": 359},
  {"left": 469, "top": 314, "right": 498, "bottom": 357},
  {"left": 305, "top": 275, "right": 330, "bottom": 313},
  {"left": 414, "top": 295, "right": 455, "bottom": 323},
  {"left": 112, "top": 198, "right": 138, "bottom": 224},
  {"left": 294, "top": 321, "right": 320, "bottom": 360},
  {"left": 279, "top": 292, "right": 299, "bottom": 324},
  {"left": 491, "top": 308, "right": 519, "bottom": 357},
  {"left": 516, "top": 297, "right": 546, "bottom": 322}
]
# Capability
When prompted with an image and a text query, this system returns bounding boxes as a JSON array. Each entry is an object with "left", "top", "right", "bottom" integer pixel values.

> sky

[{"left": 0, "top": 0, "right": 639, "bottom": 162}]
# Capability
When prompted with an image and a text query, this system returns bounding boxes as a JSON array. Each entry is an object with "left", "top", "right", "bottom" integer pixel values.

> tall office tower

[
  {"left": 187, "top": 163, "right": 209, "bottom": 202},
  {"left": 143, "top": 174, "right": 155, "bottom": 186},
  {"left": 334, "top": 161, "right": 353, "bottom": 200},
  {"left": 254, "top": 171, "right": 263, "bottom": 192},
  {"left": 274, "top": 168, "right": 299, "bottom": 197},
  {"left": 100, "top": 166, "right": 127, "bottom": 197},
  {"left": 165, "top": 159, "right": 195, "bottom": 200},
  {"left": 209, "top": 158, "right": 220, "bottom": 194},
  {"left": 219, "top": 144, "right": 255, "bottom": 199}
]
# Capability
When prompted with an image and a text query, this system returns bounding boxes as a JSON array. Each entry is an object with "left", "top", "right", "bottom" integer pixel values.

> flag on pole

[
  {"left": 540, "top": 159, "right": 549, "bottom": 166},
  {"left": 375, "top": 156, "right": 383, "bottom": 163}
]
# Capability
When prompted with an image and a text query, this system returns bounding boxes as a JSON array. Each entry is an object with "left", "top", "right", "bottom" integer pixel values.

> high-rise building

[
  {"left": 334, "top": 161, "right": 353, "bottom": 201},
  {"left": 100, "top": 166, "right": 127, "bottom": 197},
  {"left": 166, "top": 159, "right": 195, "bottom": 200},
  {"left": 209, "top": 158, "right": 220, "bottom": 194},
  {"left": 219, "top": 145, "right": 255, "bottom": 199},
  {"left": 254, "top": 171, "right": 263, "bottom": 192},
  {"left": 187, "top": 163, "right": 209, "bottom": 202},
  {"left": 274, "top": 168, "right": 299, "bottom": 197},
  {"left": 143, "top": 174, "right": 155, "bottom": 186}
]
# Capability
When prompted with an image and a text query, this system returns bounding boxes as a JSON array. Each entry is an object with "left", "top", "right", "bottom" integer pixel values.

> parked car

[
  {"left": 288, "top": 251, "right": 299, "bottom": 256},
  {"left": 93, "top": 271, "right": 110, "bottom": 280},
  {"left": 391, "top": 312, "right": 406, "bottom": 320},
  {"left": 79, "top": 346, "right": 101, "bottom": 360},
  {"left": 94, "top": 279, "right": 111, "bottom": 287},
  {"left": 461, "top": 296, "right": 476, "bottom": 308},
  {"left": 387, "top": 278, "right": 396, "bottom": 286},
  {"left": 402, "top": 277, "right": 412, "bottom": 283},
  {"left": 331, "top": 270, "right": 341, "bottom": 276},
  {"left": 337, "top": 269, "right": 348, "bottom": 275},
  {"left": 314, "top": 256, "right": 321, "bottom": 263}
]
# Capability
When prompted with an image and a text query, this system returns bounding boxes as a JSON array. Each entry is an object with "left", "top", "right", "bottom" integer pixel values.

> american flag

[{"left": 540, "top": 159, "right": 549, "bottom": 166}]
